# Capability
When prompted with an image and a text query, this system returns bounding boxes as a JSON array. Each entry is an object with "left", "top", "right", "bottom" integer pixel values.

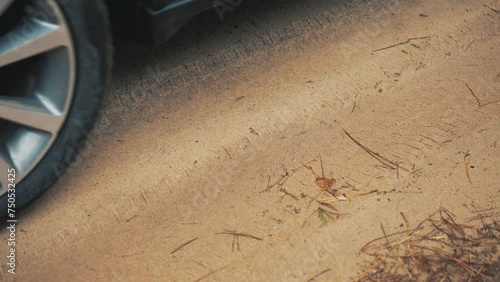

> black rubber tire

[{"left": 0, "top": 0, "right": 113, "bottom": 216}]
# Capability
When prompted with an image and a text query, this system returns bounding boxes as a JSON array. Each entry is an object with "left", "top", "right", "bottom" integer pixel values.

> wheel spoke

[
  {"left": 0, "top": 0, "right": 75, "bottom": 197},
  {"left": 0, "top": 19, "right": 69, "bottom": 68},
  {"left": 0, "top": 0, "right": 14, "bottom": 16},
  {"left": 0, "top": 96, "right": 63, "bottom": 133},
  {"left": 0, "top": 147, "right": 13, "bottom": 190}
]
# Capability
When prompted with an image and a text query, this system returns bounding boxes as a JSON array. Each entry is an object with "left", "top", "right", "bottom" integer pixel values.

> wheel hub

[{"left": 0, "top": 0, "right": 75, "bottom": 195}]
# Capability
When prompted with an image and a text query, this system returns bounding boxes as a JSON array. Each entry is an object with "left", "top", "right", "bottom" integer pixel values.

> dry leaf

[{"left": 315, "top": 177, "right": 336, "bottom": 193}]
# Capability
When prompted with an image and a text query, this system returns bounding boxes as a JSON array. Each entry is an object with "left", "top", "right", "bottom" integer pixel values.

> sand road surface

[{"left": 1, "top": 0, "right": 499, "bottom": 281}]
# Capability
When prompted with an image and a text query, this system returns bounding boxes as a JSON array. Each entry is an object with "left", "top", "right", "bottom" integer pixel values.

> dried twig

[
  {"left": 307, "top": 268, "right": 332, "bottom": 282},
  {"left": 359, "top": 207, "right": 500, "bottom": 281},
  {"left": 171, "top": 237, "right": 199, "bottom": 254},
  {"left": 278, "top": 188, "right": 299, "bottom": 201},
  {"left": 319, "top": 154, "right": 325, "bottom": 179},
  {"left": 217, "top": 231, "right": 263, "bottom": 241},
  {"left": 347, "top": 190, "right": 379, "bottom": 199},
  {"left": 401, "top": 212, "right": 411, "bottom": 236},
  {"left": 465, "top": 83, "right": 483, "bottom": 108},
  {"left": 344, "top": 130, "right": 408, "bottom": 172},
  {"left": 217, "top": 230, "right": 263, "bottom": 252},
  {"left": 263, "top": 159, "right": 317, "bottom": 192},
  {"left": 194, "top": 266, "right": 229, "bottom": 282},
  {"left": 465, "top": 83, "right": 500, "bottom": 108},
  {"left": 372, "top": 36, "right": 431, "bottom": 52},
  {"left": 483, "top": 4, "right": 500, "bottom": 14},
  {"left": 464, "top": 151, "right": 472, "bottom": 184},
  {"left": 381, "top": 223, "right": 413, "bottom": 278}
]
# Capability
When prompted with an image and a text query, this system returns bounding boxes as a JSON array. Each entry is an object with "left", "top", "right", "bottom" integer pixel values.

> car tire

[{"left": 0, "top": 0, "right": 112, "bottom": 216}]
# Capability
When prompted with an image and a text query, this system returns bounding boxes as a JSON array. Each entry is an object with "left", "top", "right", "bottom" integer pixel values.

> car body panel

[{"left": 140, "top": 0, "right": 238, "bottom": 46}]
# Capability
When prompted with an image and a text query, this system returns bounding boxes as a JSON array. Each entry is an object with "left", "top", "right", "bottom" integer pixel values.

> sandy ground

[{"left": 1, "top": 0, "right": 499, "bottom": 281}]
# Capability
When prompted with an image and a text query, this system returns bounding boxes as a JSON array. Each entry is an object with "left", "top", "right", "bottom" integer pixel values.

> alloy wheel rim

[{"left": 0, "top": 0, "right": 76, "bottom": 195}]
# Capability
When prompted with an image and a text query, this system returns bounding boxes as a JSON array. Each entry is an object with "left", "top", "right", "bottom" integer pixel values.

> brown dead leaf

[{"left": 315, "top": 177, "right": 336, "bottom": 193}]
